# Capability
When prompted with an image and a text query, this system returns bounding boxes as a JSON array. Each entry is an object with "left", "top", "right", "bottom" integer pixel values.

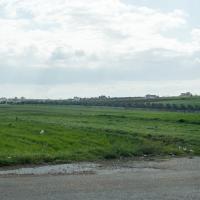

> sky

[{"left": 0, "top": 0, "right": 200, "bottom": 98}]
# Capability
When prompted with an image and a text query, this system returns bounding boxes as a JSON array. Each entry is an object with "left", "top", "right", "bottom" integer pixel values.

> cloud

[
  {"left": 0, "top": 48, "right": 200, "bottom": 86},
  {"left": 0, "top": 80, "right": 200, "bottom": 99},
  {"left": 0, "top": 1, "right": 191, "bottom": 56},
  {"left": 0, "top": 0, "right": 199, "bottom": 97}
]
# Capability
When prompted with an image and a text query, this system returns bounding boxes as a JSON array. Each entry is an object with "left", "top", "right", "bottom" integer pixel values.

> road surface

[{"left": 0, "top": 157, "right": 200, "bottom": 200}]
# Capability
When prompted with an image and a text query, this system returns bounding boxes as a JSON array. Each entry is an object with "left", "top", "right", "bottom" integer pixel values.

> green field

[
  {"left": 0, "top": 105, "right": 200, "bottom": 166},
  {"left": 154, "top": 96, "right": 200, "bottom": 106}
]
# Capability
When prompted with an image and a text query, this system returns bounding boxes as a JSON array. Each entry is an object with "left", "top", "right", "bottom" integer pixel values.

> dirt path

[{"left": 0, "top": 157, "right": 200, "bottom": 200}]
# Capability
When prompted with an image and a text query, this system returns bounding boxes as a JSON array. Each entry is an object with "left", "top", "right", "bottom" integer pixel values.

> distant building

[
  {"left": 0, "top": 97, "right": 7, "bottom": 103},
  {"left": 145, "top": 94, "right": 159, "bottom": 99},
  {"left": 180, "top": 92, "right": 193, "bottom": 97},
  {"left": 73, "top": 97, "right": 81, "bottom": 102},
  {"left": 98, "top": 95, "right": 107, "bottom": 99}
]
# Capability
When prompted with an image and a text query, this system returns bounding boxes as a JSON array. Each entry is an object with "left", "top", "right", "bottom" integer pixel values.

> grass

[
  {"left": 153, "top": 96, "right": 200, "bottom": 106},
  {"left": 0, "top": 104, "right": 200, "bottom": 166}
]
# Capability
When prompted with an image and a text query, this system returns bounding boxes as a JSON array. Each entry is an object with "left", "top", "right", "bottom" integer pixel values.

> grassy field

[
  {"left": 154, "top": 96, "right": 200, "bottom": 106},
  {"left": 0, "top": 104, "right": 200, "bottom": 166}
]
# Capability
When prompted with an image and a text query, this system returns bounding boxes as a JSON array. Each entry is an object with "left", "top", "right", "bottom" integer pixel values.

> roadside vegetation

[{"left": 0, "top": 104, "right": 200, "bottom": 166}]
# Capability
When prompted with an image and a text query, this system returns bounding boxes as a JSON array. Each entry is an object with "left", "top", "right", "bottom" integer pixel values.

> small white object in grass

[
  {"left": 183, "top": 147, "right": 187, "bottom": 151},
  {"left": 40, "top": 130, "right": 45, "bottom": 134}
]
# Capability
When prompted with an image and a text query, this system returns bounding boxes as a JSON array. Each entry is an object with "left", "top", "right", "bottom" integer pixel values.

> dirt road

[{"left": 0, "top": 157, "right": 200, "bottom": 200}]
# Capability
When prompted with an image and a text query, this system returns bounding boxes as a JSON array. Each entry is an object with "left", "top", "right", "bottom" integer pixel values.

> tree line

[{"left": 2, "top": 97, "right": 200, "bottom": 112}]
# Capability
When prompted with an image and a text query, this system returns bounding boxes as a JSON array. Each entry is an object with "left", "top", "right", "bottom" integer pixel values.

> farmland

[{"left": 0, "top": 104, "right": 200, "bottom": 166}]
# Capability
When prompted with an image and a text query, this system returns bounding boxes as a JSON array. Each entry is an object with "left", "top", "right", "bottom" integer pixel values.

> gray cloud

[{"left": 0, "top": 48, "right": 199, "bottom": 85}]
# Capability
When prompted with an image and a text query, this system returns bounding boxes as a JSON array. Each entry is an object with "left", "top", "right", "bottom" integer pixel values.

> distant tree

[
  {"left": 171, "top": 104, "right": 178, "bottom": 111},
  {"left": 187, "top": 104, "right": 194, "bottom": 111},
  {"left": 180, "top": 104, "right": 186, "bottom": 111},
  {"left": 156, "top": 103, "right": 164, "bottom": 109},
  {"left": 165, "top": 103, "right": 172, "bottom": 110}
]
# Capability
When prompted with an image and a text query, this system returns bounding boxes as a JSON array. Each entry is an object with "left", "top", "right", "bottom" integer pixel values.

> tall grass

[{"left": 0, "top": 105, "right": 199, "bottom": 166}]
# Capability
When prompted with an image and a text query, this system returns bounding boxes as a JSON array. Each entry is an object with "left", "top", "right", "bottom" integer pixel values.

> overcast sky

[{"left": 0, "top": 0, "right": 200, "bottom": 98}]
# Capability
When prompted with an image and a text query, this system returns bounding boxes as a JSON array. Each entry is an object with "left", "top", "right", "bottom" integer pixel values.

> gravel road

[{"left": 0, "top": 157, "right": 200, "bottom": 200}]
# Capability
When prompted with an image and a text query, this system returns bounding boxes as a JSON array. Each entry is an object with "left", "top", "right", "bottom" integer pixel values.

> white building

[
  {"left": 180, "top": 92, "right": 192, "bottom": 97},
  {"left": 145, "top": 94, "right": 159, "bottom": 99}
]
